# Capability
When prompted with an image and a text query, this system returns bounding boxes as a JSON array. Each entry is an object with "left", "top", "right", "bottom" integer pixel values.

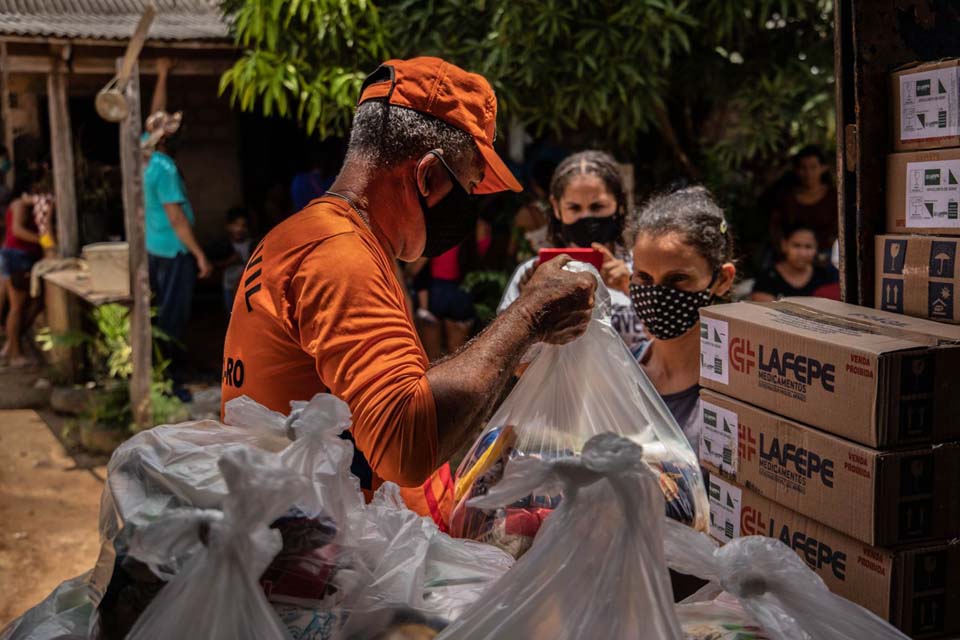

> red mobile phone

[{"left": 537, "top": 248, "right": 605, "bottom": 270}]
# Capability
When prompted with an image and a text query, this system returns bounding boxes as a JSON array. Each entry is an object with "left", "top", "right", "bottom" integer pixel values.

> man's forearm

[
  {"left": 426, "top": 302, "right": 537, "bottom": 461},
  {"left": 150, "top": 70, "right": 168, "bottom": 115},
  {"left": 164, "top": 204, "right": 204, "bottom": 259}
]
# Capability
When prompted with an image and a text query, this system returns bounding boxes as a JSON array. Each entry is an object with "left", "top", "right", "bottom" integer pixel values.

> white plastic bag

[
  {"left": 125, "top": 447, "right": 310, "bottom": 640},
  {"left": 280, "top": 395, "right": 363, "bottom": 539},
  {"left": 0, "top": 573, "right": 94, "bottom": 640},
  {"left": 451, "top": 263, "right": 708, "bottom": 555},
  {"left": 88, "top": 393, "right": 512, "bottom": 639},
  {"left": 662, "top": 518, "right": 911, "bottom": 640},
  {"left": 439, "top": 433, "right": 684, "bottom": 640},
  {"left": 91, "top": 401, "right": 291, "bottom": 602}
]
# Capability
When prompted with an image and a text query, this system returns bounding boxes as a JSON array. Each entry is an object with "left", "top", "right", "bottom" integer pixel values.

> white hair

[{"left": 345, "top": 101, "right": 477, "bottom": 169}]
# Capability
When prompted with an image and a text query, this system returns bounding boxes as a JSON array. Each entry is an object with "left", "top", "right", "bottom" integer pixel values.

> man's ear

[{"left": 415, "top": 151, "right": 444, "bottom": 199}]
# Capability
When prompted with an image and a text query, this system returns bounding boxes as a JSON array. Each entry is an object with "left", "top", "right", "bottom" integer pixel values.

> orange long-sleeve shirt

[{"left": 220, "top": 196, "right": 438, "bottom": 488}]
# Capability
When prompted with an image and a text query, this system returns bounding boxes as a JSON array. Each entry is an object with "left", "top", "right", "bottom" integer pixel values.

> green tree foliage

[{"left": 221, "top": 0, "right": 835, "bottom": 265}]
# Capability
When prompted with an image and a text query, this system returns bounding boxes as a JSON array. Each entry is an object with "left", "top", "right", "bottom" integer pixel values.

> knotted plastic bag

[
  {"left": 91, "top": 399, "right": 292, "bottom": 604},
  {"left": 265, "top": 395, "right": 363, "bottom": 610},
  {"left": 438, "top": 433, "right": 684, "bottom": 640},
  {"left": 124, "top": 447, "right": 311, "bottom": 640},
  {"left": 450, "top": 262, "right": 708, "bottom": 556},
  {"left": 662, "top": 518, "right": 911, "bottom": 640}
]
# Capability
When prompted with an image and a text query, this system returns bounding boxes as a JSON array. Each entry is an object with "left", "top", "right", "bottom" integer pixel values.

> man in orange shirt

[{"left": 221, "top": 57, "right": 595, "bottom": 494}]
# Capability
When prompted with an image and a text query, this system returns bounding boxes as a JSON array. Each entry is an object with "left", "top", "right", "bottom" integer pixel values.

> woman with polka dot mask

[{"left": 628, "top": 186, "right": 736, "bottom": 453}]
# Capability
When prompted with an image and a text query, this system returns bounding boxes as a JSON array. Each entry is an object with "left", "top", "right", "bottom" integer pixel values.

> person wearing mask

[
  {"left": 1, "top": 170, "right": 54, "bottom": 368},
  {"left": 750, "top": 222, "right": 839, "bottom": 301},
  {"left": 220, "top": 57, "right": 596, "bottom": 500},
  {"left": 498, "top": 150, "right": 643, "bottom": 352},
  {"left": 769, "top": 145, "right": 837, "bottom": 262},
  {"left": 629, "top": 186, "right": 737, "bottom": 453},
  {"left": 142, "top": 58, "right": 213, "bottom": 400}
]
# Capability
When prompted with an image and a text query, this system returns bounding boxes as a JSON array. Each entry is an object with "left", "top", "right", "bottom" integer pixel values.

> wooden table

[{"left": 42, "top": 268, "right": 131, "bottom": 380}]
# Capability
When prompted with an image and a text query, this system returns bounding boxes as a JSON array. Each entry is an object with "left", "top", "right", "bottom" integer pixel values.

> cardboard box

[
  {"left": 886, "top": 149, "right": 960, "bottom": 236},
  {"left": 708, "top": 477, "right": 960, "bottom": 638},
  {"left": 875, "top": 234, "right": 960, "bottom": 323},
  {"left": 891, "top": 59, "right": 960, "bottom": 151},
  {"left": 698, "top": 389, "right": 960, "bottom": 546},
  {"left": 698, "top": 298, "right": 960, "bottom": 448}
]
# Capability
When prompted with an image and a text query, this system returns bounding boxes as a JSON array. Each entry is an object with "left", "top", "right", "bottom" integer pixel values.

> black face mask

[
  {"left": 561, "top": 215, "right": 621, "bottom": 248},
  {"left": 417, "top": 152, "right": 480, "bottom": 258}
]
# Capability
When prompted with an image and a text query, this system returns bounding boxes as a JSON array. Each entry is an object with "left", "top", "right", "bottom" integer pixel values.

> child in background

[
  {"left": 750, "top": 222, "right": 839, "bottom": 301},
  {"left": 211, "top": 207, "right": 255, "bottom": 314}
]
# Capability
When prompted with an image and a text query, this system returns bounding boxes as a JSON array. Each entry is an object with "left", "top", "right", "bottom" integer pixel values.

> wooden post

[
  {"left": 46, "top": 69, "right": 78, "bottom": 257},
  {"left": 0, "top": 42, "right": 14, "bottom": 190},
  {"left": 118, "top": 60, "right": 152, "bottom": 428},
  {"left": 43, "top": 280, "right": 82, "bottom": 382}
]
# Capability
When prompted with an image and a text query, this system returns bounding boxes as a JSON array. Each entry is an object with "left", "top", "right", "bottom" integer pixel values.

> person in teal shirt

[{"left": 141, "top": 59, "right": 212, "bottom": 400}]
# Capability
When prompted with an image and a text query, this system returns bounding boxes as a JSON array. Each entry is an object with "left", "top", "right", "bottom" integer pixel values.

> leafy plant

[
  {"left": 36, "top": 303, "right": 184, "bottom": 433},
  {"left": 463, "top": 269, "right": 511, "bottom": 325}
]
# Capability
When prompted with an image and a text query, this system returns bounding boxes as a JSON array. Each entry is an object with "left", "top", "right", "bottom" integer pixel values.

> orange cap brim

[{"left": 473, "top": 142, "right": 523, "bottom": 194}]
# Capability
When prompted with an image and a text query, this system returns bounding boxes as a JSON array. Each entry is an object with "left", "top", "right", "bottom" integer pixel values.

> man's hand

[
  {"left": 515, "top": 255, "right": 596, "bottom": 345},
  {"left": 516, "top": 261, "right": 536, "bottom": 293},
  {"left": 196, "top": 253, "right": 213, "bottom": 279},
  {"left": 593, "top": 243, "right": 631, "bottom": 294}
]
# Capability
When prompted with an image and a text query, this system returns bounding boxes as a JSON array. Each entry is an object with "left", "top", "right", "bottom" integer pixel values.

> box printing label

[
  {"left": 905, "top": 159, "right": 960, "bottom": 228},
  {"left": 900, "top": 66, "right": 960, "bottom": 141},
  {"left": 707, "top": 475, "right": 741, "bottom": 543},
  {"left": 699, "top": 400, "right": 738, "bottom": 475},
  {"left": 699, "top": 317, "right": 729, "bottom": 385}
]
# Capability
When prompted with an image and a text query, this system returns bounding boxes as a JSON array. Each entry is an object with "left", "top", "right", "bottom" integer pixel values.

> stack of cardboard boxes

[
  {"left": 697, "top": 297, "right": 960, "bottom": 638},
  {"left": 879, "top": 59, "right": 960, "bottom": 323}
]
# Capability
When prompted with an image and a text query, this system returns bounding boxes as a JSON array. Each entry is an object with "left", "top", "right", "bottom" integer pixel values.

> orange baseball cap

[{"left": 358, "top": 57, "right": 522, "bottom": 195}]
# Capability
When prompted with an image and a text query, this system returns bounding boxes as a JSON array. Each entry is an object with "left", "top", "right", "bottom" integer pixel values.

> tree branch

[{"left": 653, "top": 100, "right": 701, "bottom": 181}]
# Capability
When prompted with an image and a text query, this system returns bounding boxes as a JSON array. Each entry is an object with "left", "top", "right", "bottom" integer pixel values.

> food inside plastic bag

[
  {"left": 662, "top": 518, "right": 910, "bottom": 640},
  {"left": 0, "top": 573, "right": 94, "bottom": 640},
  {"left": 450, "top": 263, "right": 707, "bottom": 556},
  {"left": 439, "top": 433, "right": 684, "bottom": 640},
  {"left": 676, "top": 592, "right": 770, "bottom": 640}
]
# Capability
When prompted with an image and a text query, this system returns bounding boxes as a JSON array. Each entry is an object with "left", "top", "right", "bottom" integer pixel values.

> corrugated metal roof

[{"left": 0, "top": 0, "right": 229, "bottom": 41}]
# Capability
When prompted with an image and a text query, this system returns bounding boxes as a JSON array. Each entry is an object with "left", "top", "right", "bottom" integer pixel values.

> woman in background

[{"left": 498, "top": 150, "right": 643, "bottom": 352}]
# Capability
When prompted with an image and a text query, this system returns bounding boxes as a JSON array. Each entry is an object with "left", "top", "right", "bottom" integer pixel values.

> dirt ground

[{"left": 0, "top": 409, "right": 106, "bottom": 628}]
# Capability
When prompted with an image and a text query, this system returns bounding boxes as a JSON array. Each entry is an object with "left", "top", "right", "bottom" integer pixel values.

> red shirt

[
  {"left": 430, "top": 245, "right": 461, "bottom": 282},
  {"left": 3, "top": 206, "right": 41, "bottom": 256}
]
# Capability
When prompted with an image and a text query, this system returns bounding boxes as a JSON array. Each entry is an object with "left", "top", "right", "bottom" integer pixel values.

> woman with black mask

[
  {"left": 498, "top": 150, "right": 644, "bottom": 352},
  {"left": 629, "top": 186, "right": 736, "bottom": 453}
]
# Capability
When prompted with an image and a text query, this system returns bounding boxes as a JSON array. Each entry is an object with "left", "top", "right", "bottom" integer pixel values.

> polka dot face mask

[{"left": 629, "top": 273, "right": 717, "bottom": 341}]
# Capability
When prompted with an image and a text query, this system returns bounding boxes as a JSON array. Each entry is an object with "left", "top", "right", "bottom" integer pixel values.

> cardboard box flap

[
  {"left": 781, "top": 297, "right": 960, "bottom": 344},
  {"left": 893, "top": 58, "right": 960, "bottom": 73},
  {"left": 704, "top": 302, "right": 934, "bottom": 354}
]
